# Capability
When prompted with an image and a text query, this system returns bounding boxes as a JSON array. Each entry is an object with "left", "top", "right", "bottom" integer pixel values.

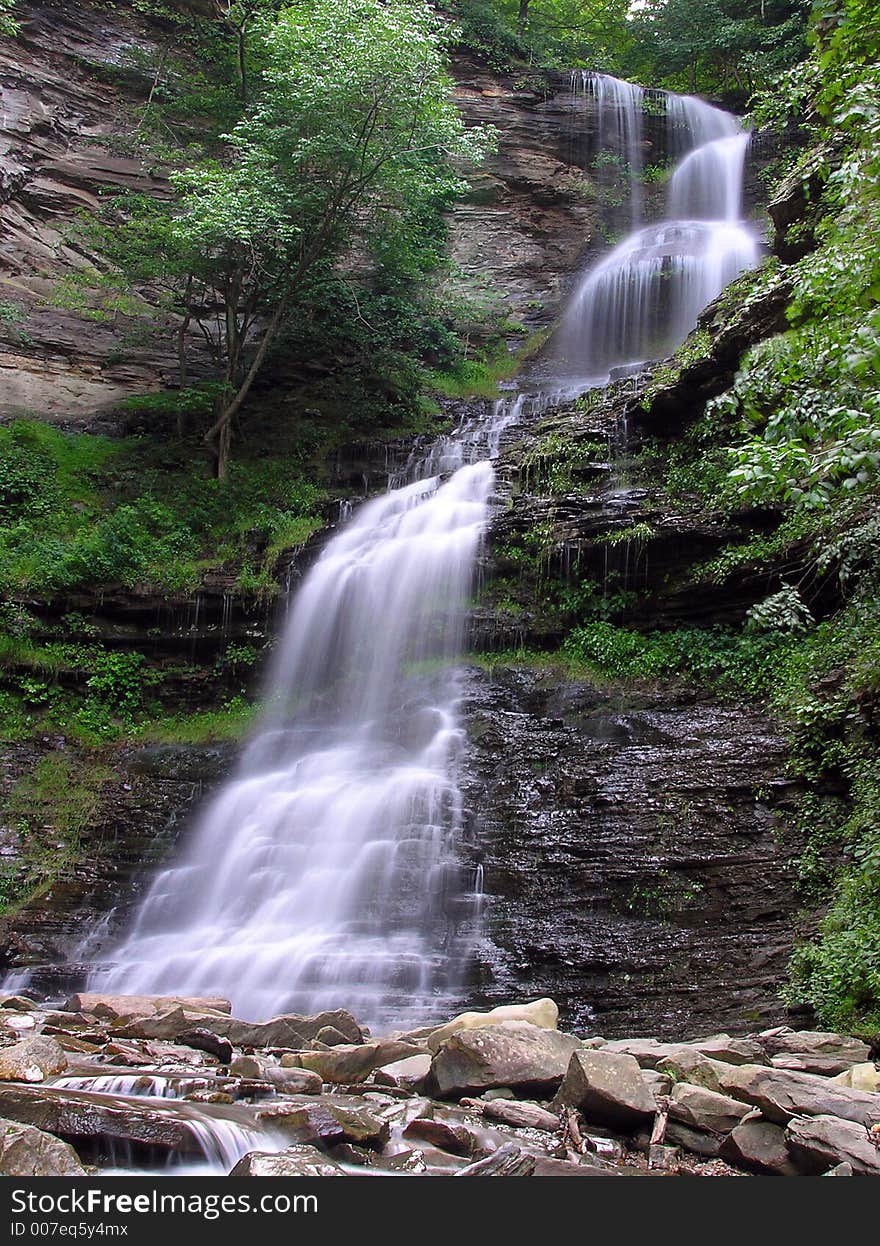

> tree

[
  {"left": 105, "top": 0, "right": 492, "bottom": 478},
  {"left": 627, "top": 0, "right": 810, "bottom": 98}
]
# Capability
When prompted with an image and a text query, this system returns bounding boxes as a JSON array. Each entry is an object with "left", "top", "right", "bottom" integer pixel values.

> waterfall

[
  {"left": 571, "top": 71, "right": 645, "bottom": 226},
  {"left": 82, "top": 77, "right": 759, "bottom": 1031},
  {"left": 94, "top": 431, "right": 506, "bottom": 1028},
  {"left": 553, "top": 88, "right": 758, "bottom": 380}
]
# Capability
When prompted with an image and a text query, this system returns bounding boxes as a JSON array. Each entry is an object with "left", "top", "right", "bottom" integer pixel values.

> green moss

[{"left": 0, "top": 755, "right": 112, "bottom": 915}]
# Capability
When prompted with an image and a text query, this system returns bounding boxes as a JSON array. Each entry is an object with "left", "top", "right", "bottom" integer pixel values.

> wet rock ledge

[{"left": 0, "top": 993, "right": 877, "bottom": 1178}]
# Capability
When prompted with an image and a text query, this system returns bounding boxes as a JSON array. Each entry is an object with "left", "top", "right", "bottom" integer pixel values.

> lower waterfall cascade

[{"left": 74, "top": 74, "right": 760, "bottom": 1032}]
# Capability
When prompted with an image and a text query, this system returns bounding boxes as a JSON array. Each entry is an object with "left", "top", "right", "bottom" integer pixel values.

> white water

[
  {"left": 553, "top": 80, "right": 758, "bottom": 380},
  {"left": 95, "top": 444, "right": 499, "bottom": 1028},
  {"left": 81, "top": 75, "right": 758, "bottom": 1034},
  {"left": 571, "top": 71, "right": 645, "bottom": 225}
]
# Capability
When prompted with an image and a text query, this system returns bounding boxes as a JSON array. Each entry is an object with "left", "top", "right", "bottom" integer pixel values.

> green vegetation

[
  {"left": 0, "top": 0, "right": 18, "bottom": 37},
  {"left": 446, "top": 0, "right": 808, "bottom": 99},
  {"left": 0, "top": 418, "right": 325, "bottom": 597},
  {"left": 81, "top": 0, "right": 493, "bottom": 478},
  {"left": 0, "top": 755, "right": 112, "bottom": 914}
]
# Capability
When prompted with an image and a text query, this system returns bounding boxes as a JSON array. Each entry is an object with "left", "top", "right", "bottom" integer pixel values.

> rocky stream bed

[{"left": 0, "top": 993, "right": 878, "bottom": 1178}]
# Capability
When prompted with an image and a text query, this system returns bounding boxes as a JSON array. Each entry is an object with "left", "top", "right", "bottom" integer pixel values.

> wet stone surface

[{"left": 459, "top": 665, "right": 803, "bottom": 1038}]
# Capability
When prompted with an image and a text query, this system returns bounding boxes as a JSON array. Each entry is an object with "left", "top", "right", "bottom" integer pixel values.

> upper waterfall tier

[{"left": 551, "top": 78, "right": 758, "bottom": 382}]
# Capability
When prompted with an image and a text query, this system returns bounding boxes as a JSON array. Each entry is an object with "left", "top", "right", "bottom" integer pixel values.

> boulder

[
  {"left": 314, "top": 1026, "right": 350, "bottom": 1048},
  {"left": 553, "top": 1050, "right": 656, "bottom": 1131},
  {"left": 831, "top": 1063, "right": 880, "bottom": 1093},
  {"left": 427, "top": 999, "right": 559, "bottom": 1053},
  {"left": 0, "top": 1121, "right": 86, "bottom": 1176},
  {"left": 372, "top": 1053, "right": 431, "bottom": 1092},
  {"left": 0, "top": 1036, "right": 67, "bottom": 1083},
  {"left": 403, "top": 1116, "right": 476, "bottom": 1157},
  {"left": 68, "top": 994, "right": 232, "bottom": 1020},
  {"left": 454, "top": 1143, "right": 536, "bottom": 1177},
  {"left": 719, "top": 1119, "right": 797, "bottom": 1176},
  {"left": 668, "top": 1083, "right": 751, "bottom": 1136},
  {"left": 229, "top": 1055, "right": 322, "bottom": 1095},
  {"left": 1, "top": 996, "right": 39, "bottom": 1011},
  {"left": 656, "top": 1047, "right": 723, "bottom": 1092},
  {"left": 176, "top": 1029, "right": 233, "bottom": 1064},
  {"left": 222, "top": 1009, "right": 364, "bottom": 1049},
  {"left": 770, "top": 1053, "right": 867, "bottom": 1077},
  {"left": 255, "top": 1102, "right": 388, "bottom": 1150},
  {"left": 716, "top": 1063, "right": 880, "bottom": 1128},
  {"left": 758, "top": 1027, "right": 870, "bottom": 1067},
  {"left": 114, "top": 1008, "right": 364, "bottom": 1050},
  {"left": 0, "top": 1084, "right": 208, "bottom": 1153},
  {"left": 230, "top": 1144, "right": 345, "bottom": 1177},
  {"left": 429, "top": 1022, "right": 581, "bottom": 1099},
  {"left": 664, "top": 1122, "right": 724, "bottom": 1158},
  {"left": 641, "top": 1069, "right": 673, "bottom": 1102},
  {"left": 266, "top": 1067, "right": 323, "bottom": 1095},
  {"left": 298, "top": 1040, "right": 415, "bottom": 1085},
  {"left": 689, "top": 1035, "right": 768, "bottom": 1066},
  {"left": 600, "top": 1038, "right": 678, "bottom": 1069},
  {"left": 786, "top": 1115, "right": 880, "bottom": 1176},
  {"left": 462, "top": 1097, "right": 560, "bottom": 1132}
]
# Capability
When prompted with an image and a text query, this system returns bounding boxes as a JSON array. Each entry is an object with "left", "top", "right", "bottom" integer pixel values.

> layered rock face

[
  {"left": 459, "top": 666, "right": 802, "bottom": 1039},
  {"left": 0, "top": 2, "right": 185, "bottom": 418}
]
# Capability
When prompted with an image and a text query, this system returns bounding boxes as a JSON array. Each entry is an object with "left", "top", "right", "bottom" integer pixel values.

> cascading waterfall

[
  {"left": 571, "top": 71, "right": 645, "bottom": 225},
  {"left": 552, "top": 82, "right": 758, "bottom": 380},
  {"left": 94, "top": 447, "right": 499, "bottom": 1028},
  {"left": 83, "top": 73, "right": 758, "bottom": 1036}
]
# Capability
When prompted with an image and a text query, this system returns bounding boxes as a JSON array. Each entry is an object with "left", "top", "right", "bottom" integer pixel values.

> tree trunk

[
  {"left": 518, "top": 0, "right": 530, "bottom": 35},
  {"left": 204, "top": 296, "right": 289, "bottom": 479}
]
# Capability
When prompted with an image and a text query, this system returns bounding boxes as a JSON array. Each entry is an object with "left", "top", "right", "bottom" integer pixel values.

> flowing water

[
  {"left": 552, "top": 83, "right": 758, "bottom": 381},
  {"left": 79, "top": 75, "right": 759, "bottom": 1045}
]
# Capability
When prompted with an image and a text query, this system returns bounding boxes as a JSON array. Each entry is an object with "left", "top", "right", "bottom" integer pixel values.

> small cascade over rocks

[{"left": 552, "top": 79, "right": 758, "bottom": 381}]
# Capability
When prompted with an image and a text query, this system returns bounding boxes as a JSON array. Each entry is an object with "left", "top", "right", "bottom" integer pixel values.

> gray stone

[
  {"left": 463, "top": 1097, "right": 560, "bottom": 1132},
  {"left": 600, "top": 1038, "right": 676, "bottom": 1069},
  {"left": 0, "top": 1036, "right": 67, "bottom": 1083},
  {"left": 454, "top": 1142, "right": 536, "bottom": 1176},
  {"left": 656, "top": 1047, "right": 723, "bottom": 1092},
  {"left": 230, "top": 1144, "right": 345, "bottom": 1177},
  {"left": 554, "top": 1050, "right": 656, "bottom": 1131},
  {"left": 372, "top": 1053, "right": 431, "bottom": 1091},
  {"left": 429, "top": 1022, "right": 582, "bottom": 1098},
  {"left": 0, "top": 1083, "right": 208, "bottom": 1153},
  {"left": 68, "top": 993, "right": 231, "bottom": 1020},
  {"left": 719, "top": 1119, "right": 797, "bottom": 1175},
  {"left": 298, "top": 1040, "right": 415, "bottom": 1085},
  {"left": 770, "top": 1052, "right": 868, "bottom": 1078},
  {"left": 403, "top": 1116, "right": 475, "bottom": 1156},
  {"left": 758, "top": 1027, "right": 870, "bottom": 1066},
  {"left": 690, "top": 1035, "right": 768, "bottom": 1066},
  {"left": 716, "top": 1063, "right": 880, "bottom": 1128},
  {"left": 0, "top": 1120, "right": 86, "bottom": 1175},
  {"left": 785, "top": 1115, "right": 880, "bottom": 1176},
  {"left": 668, "top": 1083, "right": 750, "bottom": 1135},
  {"left": 176, "top": 1028, "right": 233, "bottom": 1064},
  {"left": 254, "top": 1101, "right": 389, "bottom": 1150},
  {"left": 314, "top": 1026, "right": 350, "bottom": 1048},
  {"left": 665, "top": 1121, "right": 723, "bottom": 1158}
]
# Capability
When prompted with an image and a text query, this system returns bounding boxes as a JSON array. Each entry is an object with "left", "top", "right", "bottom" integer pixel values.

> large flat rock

[{"left": 429, "top": 1022, "right": 581, "bottom": 1098}]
